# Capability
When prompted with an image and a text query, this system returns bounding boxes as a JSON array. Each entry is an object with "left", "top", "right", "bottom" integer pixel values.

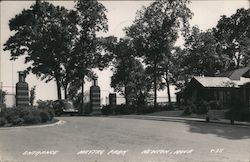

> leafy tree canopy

[
  {"left": 214, "top": 8, "right": 250, "bottom": 69},
  {"left": 125, "top": 0, "right": 192, "bottom": 106}
]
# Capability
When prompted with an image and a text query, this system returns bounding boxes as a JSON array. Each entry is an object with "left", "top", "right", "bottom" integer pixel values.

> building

[{"left": 179, "top": 67, "right": 250, "bottom": 109}]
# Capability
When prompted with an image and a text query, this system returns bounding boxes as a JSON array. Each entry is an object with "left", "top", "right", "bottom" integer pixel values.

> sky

[{"left": 0, "top": 0, "right": 249, "bottom": 106}]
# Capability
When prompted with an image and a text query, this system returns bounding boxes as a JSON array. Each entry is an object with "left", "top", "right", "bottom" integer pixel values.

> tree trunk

[
  {"left": 56, "top": 79, "right": 62, "bottom": 100},
  {"left": 154, "top": 79, "right": 157, "bottom": 107},
  {"left": 81, "top": 77, "right": 85, "bottom": 115},
  {"left": 153, "top": 63, "right": 157, "bottom": 107},
  {"left": 125, "top": 85, "right": 129, "bottom": 105},
  {"left": 236, "top": 55, "right": 241, "bottom": 69},
  {"left": 64, "top": 84, "right": 68, "bottom": 100},
  {"left": 166, "top": 73, "right": 171, "bottom": 104}
]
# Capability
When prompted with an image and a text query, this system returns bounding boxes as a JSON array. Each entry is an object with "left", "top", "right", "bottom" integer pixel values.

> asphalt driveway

[{"left": 0, "top": 116, "right": 249, "bottom": 162}]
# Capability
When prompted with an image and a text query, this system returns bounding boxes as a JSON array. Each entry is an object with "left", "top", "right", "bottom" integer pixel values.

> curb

[
  {"left": 111, "top": 115, "right": 250, "bottom": 127},
  {"left": 0, "top": 119, "right": 66, "bottom": 130}
]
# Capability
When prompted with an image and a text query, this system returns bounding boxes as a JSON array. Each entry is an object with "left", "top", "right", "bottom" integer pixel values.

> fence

[
  {"left": 1, "top": 84, "right": 16, "bottom": 107},
  {"left": 109, "top": 96, "right": 176, "bottom": 106},
  {"left": 5, "top": 93, "right": 15, "bottom": 107}
]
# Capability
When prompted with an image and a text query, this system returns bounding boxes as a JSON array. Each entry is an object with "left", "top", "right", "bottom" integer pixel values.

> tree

[
  {"left": 72, "top": 0, "right": 108, "bottom": 113},
  {"left": 30, "top": 86, "right": 36, "bottom": 106},
  {"left": 126, "top": 0, "right": 192, "bottom": 107},
  {"left": 214, "top": 8, "right": 250, "bottom": 69},
  {"left": 169, "top": 47, "right": 189, "bottom": 91},
  {"left": 104, "top": 38, "right": 136, "bottom": 105},
  {"left": 111, "top": 56, "right": 151, "bottom": 107},
  {"left": 103, "top": 37, "right": 151, "bottom": 106},
  {"left": 171, "top": 27, "right": 228, "bottom": 92},
  {"left": 128, "top": 63, "right": 152, "bottom": 109},
  {"left": 3, "top": 1, "right": 78, "bottom": 100},
  {"left": 183, "top": 26, "right": 225, "bottom": 76},
  {"left": 158, "top": 47, "right": 181, "bottom": 104},
  {"left": 3, "top": 0, "right": 109, "bottom": 103}
]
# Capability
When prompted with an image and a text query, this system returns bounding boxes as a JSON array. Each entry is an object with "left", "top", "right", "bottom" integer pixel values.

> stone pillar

[
  {"left": 109, "top": 93, "right": 117, "bottom": 106},
  {"left": 16, "top": 71, "right": 29, "bottom": 107},
  {"left": 90, "top": 76, "right": 101, "bottom": 115}
]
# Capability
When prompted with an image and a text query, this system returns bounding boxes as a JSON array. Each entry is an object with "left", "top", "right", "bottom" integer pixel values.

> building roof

[
  {"left": 193, "top": 76, "right": 235, "bottom": 87},
  {"left": 216, "top": 67, "right": 250, "bottom": 80},
  {"left": 193, "top": 76, "right": 250, "bottom": 88}
]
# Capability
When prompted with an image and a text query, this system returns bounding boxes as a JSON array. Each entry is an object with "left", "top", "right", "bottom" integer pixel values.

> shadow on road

[{"left": 185, "top": 121, "right": 250, "bottom": 140}]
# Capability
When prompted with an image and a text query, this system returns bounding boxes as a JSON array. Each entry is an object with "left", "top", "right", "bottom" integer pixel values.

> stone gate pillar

[
  {"left": 16, "top": 71, "right": 29, "bottom": 107},
  {"left": 90, "top": 76, "right": 101, "bottom": 115}
]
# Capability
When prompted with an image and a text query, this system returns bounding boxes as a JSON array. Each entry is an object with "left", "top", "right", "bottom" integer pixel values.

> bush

[
  {"left": 178, "top": 105, "right": 187, "bottom": 110},
  {"left": 84, "top": 102, "right": 93, "bottom": 115},
  {"left": 102, "top": 103, "right": 176, "bottom": 115},
  {"left": 102, "top": 104, "right": 136, "bottom": 115},
  {"left": 39, "top": 110, "right": 50, "bottom": 123},
  {"left": 136, "top": 104, "right": 172, "bottom": 114},
  {"left": 182, "top": 102, "right": 196, "bottom": 115},
  {"left": 225, "top": 109, "right": 250, "bottom": 122},
  {"left": 138, "top": 105, "right": 155, "bottom": 114},
  {"left": 183, "top": 106, "right": 192, "bottom": 115},
  {"left": 37, "top": 100, "right": 55, "bottom": 120},
  {"left": 166, "top": 104, "right": 175, "bottom": 111},
  {"left": 209, "top": 101, "right": 222, "bottom": 110},
  {"left": 47, "top": 108, "right": 55, "bottom": 120},
  {"left": 196, "top": 100, "right": 209, "bottom": 115},
  {"left": 0, "top": 117, "right": 7, "bottom": 126},
  {"left": 115, "top": 105, "right": 136, "bottom": 115},
  {"left": 17, "top": 107, "right": 30, "bottom": 118},
  {"left": 24, "top": 114, "right": 41, "bottom": 124},
  {"left": 5, "top": 108, "right": 20, "bottom": 124},
  {"left": 182, "top": 100, "right": 209, "bottom": 115},
  {"left": 101, "top": 105, "right": 113, "bottom": 115},
  {"left": 38, "top": 107, "right": 55, "bottom": 120},
  {"left": 0, "top": 104, "right": 6, "bottom": 116},
  {"left": 12, "top": 118, "right": 25, "bottom": 126},
  {"left": 37, "top": 100, "right": 53, "bottom": 109},
  {"left": 0, "top": 106, "right": 54, "bottom": 126}
]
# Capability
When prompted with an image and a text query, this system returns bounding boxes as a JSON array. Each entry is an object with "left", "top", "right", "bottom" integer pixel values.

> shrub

[
  {"left": 178, "top": 105, "right": 186, "bottom": 110},
  {"left": 5, "top": 108, "right": 20, "bottom": 124},
  {"left": 101, "top": 105, "right": 113, "bottom": 115},
  {"left": 0, "top": 104, "right": 6, "bottom": 116},
  {"left": 84, "top": 102, "right": 93, "bottom": 115},
  {"left": 209, "top": 101, "right": 222, "bottom": 110},
  {"left": 117, "top": 105, "right": 136, "bottom": 115},
  {"left": 166, "top": 104, "right": 175, "bottom": 111},
  {"left": 137, "top": 105, "right": 161, "bottom": 114},
  {"left": 24, "top": 114, "right": 41, "bottom": 124},
  {"left": 47, "top": 108, "right": 55, "bottom": 120},
  {"left": 182, "top": 100, "right": 209, "bottom": 115},
  {"left": 196, "top": 100, "right": 209, "bottom": 115},
  {"left": 39, "top": 110, "right": 50, "bottom": 123},
  {"left": 0, "top": 106, "right": 54, "bottom": 126},
  {"left": 38, "top": 107, "right": 54, "bottom": 120},
  {"left": 102, "top": 104, "right": 136, "bottom": 115},
  {"left": 102, "top": 103, "right": 175, "bottom": 115},
  {"left": 0, "top": 117, "right": 7, "bottom": 126},
  {"left": 17, "top": 107, "right": 30, "bottom": 118},
  {"left": 12, "top": 118, "right": 25, "bottom": 126},
  {"left": 183, "top": 106, "right": 192, "bottom": 115},
  {"left": 182, "top": 102, "right": 196, "bottom": 115},
  {"left": 37, "top": 100, "right": 53, "bottom": 109},
  {"left": 37, "top": 100, "right": 55, "bottom": 120},
  {"left": 225, "top": 109, "right": 250, "bottom": 122}
]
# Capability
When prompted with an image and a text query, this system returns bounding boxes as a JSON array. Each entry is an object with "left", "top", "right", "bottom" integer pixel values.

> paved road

[{"left": 0, "top": 116, "right": 249, "bottom": 162}]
